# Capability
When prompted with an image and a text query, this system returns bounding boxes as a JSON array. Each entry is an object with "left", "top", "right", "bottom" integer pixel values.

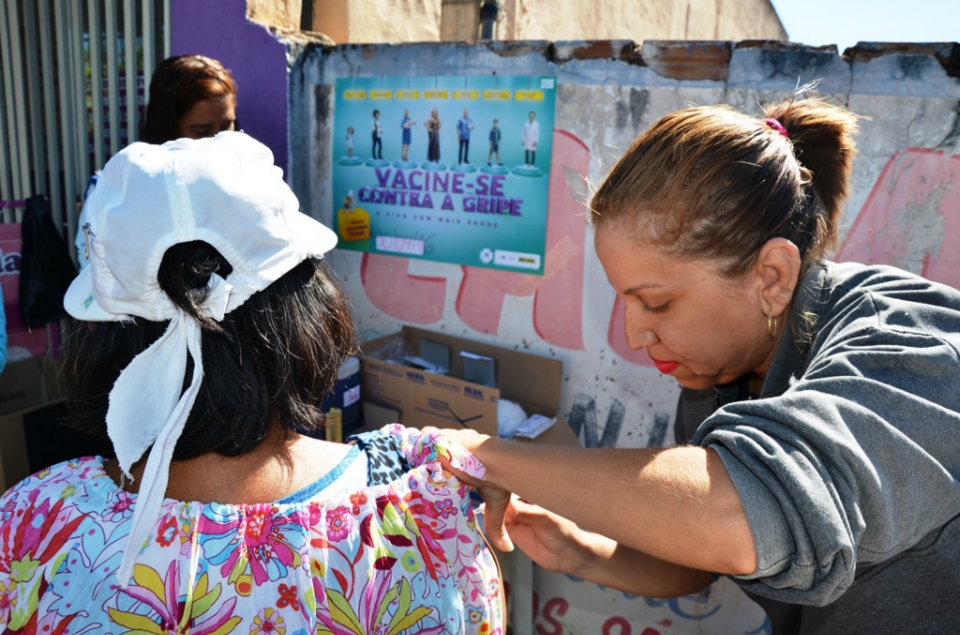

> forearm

[
  {"left": 574, "top": 531, "right": 715, "bottom": 598},
  {"left": 479, "top": 439, "right": 756, "bottom": 575}
]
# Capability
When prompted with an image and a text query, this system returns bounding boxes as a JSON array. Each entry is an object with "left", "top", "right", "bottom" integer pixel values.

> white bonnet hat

[{"left": 63, "top": 131, "right": 337, "bottom": 586}]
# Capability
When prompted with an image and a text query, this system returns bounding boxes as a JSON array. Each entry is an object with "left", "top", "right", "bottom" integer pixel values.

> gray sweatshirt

[{"left": 677, "top": 261, "right": 960, "bottom": 634}]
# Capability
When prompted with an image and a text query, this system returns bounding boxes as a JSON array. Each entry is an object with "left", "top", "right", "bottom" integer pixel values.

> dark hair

[
  {"left": 143, "top": 55, "right": 238, "bottom": 144},
  {"left": 61, "top": 242, "right": 356, "bottom": 460},
  {"left": 373, "top": 110, "right": 380, "bottom": 117},
  {"left": 591, "top": 96, "right": 860, "bottom": 278}
]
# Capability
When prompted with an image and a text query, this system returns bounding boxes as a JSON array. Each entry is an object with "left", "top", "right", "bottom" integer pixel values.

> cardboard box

[
  {"left": 0, "top": 355, "right": 61, "bottom": 418},
  {"left": 0, "top": 355, "right": 66, "bottom": 492},
  {"left": 360, "top": 326, "right": 578, "bottom": 446},
  {"left": 0, "top": 402, "right": 31, "bottom": 492},
  {"left": 0, "top": 400, "right": 114, "bottom": 493}
]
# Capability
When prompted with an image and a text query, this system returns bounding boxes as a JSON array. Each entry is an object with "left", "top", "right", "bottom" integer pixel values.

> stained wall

[
  {"left": 288, "top": 39, "right": 960, "bottom": 634},
  {"left": 310, "top": 0, "right": 786, "bottom": 44}
]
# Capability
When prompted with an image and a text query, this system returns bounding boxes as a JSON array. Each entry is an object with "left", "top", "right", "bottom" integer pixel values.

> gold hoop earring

[{"left": 767, "top": 313, "right": 778, "bottom": 339}]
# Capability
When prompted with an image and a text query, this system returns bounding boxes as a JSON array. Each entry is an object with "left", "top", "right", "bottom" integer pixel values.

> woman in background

[
  {"left": 75, "top": 54, "right": 238, "bottom": 268},
  {"left": 142, "top": 54, "right": 238, "bottom": 143}
]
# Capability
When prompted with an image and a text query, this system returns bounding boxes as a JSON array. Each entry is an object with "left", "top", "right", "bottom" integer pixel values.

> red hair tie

[{"left": 764, "top": 118, "right": 789, "bottom": 139}]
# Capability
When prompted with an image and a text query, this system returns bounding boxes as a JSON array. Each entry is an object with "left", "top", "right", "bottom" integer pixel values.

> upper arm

[{"left": 697, "top": 326, "right": 960, "bottom": 605}]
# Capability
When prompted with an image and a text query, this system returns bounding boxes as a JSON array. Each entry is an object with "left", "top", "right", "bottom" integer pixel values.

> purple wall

[{"left": 170, "top": 0, "right": 288, "bottom": 168}]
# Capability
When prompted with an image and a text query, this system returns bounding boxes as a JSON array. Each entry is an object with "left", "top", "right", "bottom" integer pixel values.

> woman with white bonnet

[{"left": 0, "top": 132, "right": 503, "bottom": 634}]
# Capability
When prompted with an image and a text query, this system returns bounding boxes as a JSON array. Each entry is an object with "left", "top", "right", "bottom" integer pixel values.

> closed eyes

[{"left": 641, "top": 302, "right": 670, "bottom": 314}]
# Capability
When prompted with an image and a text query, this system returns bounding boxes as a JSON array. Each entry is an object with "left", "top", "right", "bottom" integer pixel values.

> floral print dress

[{"left": 0, "top": 425, "right": 503, "bottom": 635}]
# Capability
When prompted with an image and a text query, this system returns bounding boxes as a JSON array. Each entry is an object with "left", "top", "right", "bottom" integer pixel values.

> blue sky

[{"left": 769, "top": 0, "right": 960, "bottom": 52}]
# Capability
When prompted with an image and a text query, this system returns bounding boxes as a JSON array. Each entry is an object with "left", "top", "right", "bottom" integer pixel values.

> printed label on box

[
  {"left": 343, "top": 385, "right": 361, "bottom": 408},
  {"left": 406, "top": 371, "right": 426, "bottom": 384}
]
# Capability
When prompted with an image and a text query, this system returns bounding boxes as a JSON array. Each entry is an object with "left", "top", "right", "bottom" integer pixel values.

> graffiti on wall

[
  {"left": 358, "top": 142, "right": 960, "bottom": 368},
  {"left": 565, "top": 392, "right": 672, "bottom": 449},
  {"left": 836, "top": 148, "right": 960, "bottom": 285},
  {"left": 531, "top": 573, "right": 771, "bottom": 635}
]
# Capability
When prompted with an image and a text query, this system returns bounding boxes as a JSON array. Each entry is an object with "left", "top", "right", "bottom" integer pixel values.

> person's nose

[{"left": 623, "top": 303, "right": 659, "bottom": 350}]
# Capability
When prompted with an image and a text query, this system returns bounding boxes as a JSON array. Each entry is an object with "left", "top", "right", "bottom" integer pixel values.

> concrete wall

[
  {"left": 312, "top": 0, "right": 444, "bottom": 43},
  {"left": 440, "top": 0, "right": 482, "bottom": 42},
  {"left": 312, "top": 0, "right": 786, "bottom": 44},
  {"left": 170, "top": 0, "right": 289, "bottom": 167},
  {"left": 502, "top": 0, "right": 787, "bottom": 42},
  {"left": 247, "top": 0, "right": 302, "bottom": 31},
  {"left": 288, "top": 39, "right": 960, "bottom": 633}
]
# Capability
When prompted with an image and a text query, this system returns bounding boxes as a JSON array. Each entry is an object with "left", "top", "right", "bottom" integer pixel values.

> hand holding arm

[
  {"left": 436, "top": 427, "right": 757, "bottom": 576},
  {"left": 431, "top": 426, "right": 719, "bottom": 597},
  {"left": 502, "top": 499, "right": 715, "bottom": 597}
]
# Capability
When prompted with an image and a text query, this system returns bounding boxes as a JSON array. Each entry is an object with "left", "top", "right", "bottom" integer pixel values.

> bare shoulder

[{"left": 113, "top": 434, "right": 356, "bottom": 504}]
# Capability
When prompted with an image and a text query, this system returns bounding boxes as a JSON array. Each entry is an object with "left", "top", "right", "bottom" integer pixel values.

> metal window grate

[{"left": 0, "top": 0, "right": 167, "bottom": 263}]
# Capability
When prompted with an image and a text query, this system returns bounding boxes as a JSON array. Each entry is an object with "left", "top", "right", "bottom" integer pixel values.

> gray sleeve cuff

[{"left": 711, "top": 444, "right": 795, "bottom": 580}]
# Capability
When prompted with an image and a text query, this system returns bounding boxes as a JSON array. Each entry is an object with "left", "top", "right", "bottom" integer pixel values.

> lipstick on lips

[{"left": 650, "top": 356, "right": 680, "bottom": 374}]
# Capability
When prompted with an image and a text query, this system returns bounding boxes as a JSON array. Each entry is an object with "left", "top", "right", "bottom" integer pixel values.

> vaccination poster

[{"left": 331, "top": 75, "right": 556, "bottom": 275}]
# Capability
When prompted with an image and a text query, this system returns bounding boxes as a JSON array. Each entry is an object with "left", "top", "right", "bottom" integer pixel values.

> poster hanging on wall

[{"left": 331, "top": 75, "right": 556, "bottom": 275}]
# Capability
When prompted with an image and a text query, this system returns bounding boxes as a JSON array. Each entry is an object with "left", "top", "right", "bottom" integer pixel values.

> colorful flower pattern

[
  {"left": 0, "top": 426, "right": 502, "bottom": 635},
  {"left": 251, "top": 607, "right": 285, "bottom": 634},
  {"left": 326, "top": 506, "right": 355, "bottom": 542}
]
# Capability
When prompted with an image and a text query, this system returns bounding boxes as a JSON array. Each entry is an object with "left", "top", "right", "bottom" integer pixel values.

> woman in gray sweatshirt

[{"left": 439, "top": 96, "right": 960, "bottom": 634}]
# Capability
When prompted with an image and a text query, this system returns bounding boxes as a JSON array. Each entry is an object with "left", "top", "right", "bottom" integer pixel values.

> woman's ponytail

[{"left": 763, "top": 97, "right": 861, "bottom": 259}]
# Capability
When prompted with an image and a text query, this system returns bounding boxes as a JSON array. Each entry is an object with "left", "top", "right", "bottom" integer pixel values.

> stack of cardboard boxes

[
  {"left": 0, "top": 356, "right": 63, "bottom": 491},
  {"left": 359, "top": 326, "right": 579, "bottom": 447}
]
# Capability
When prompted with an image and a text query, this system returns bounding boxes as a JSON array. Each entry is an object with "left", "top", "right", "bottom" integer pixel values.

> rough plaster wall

[
  {"left": 287, "top": 39, "right": 960, "bottom": 634},
  {"left": 304, "top": 0, "right": 784, "bottom": 45},
  {"left": 313, "top": 0, "right": 349, "bottom": 43},
  {"left": 498, "top": 0, "right": 520, "bottom": 40},
  {"left": 511, "top": 0, "right": 786, "bottom": 42},
  {"left": 440, "top": 1, "right": 480, "bottom": 42},
  {"left": 308, "top": 0, "right": 444, "bottom": 44},
  {"left": 685, "top": 0, "right": 722, "bottom": 39},
  {"left": 246, "top": 0, "right": 301, "bottom": 30},
  {"left": 716, "top": 0, "right": 789, "bottom": 41},
  {"left": 348, "top": 0, "right": 442, "bottom": 42},
  {"left": 512, "top": 0, "right": 674, "bottom": 41}
]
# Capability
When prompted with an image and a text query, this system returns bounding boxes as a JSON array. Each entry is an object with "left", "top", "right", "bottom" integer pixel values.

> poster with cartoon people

[{"left": 333, "top": 75, "right": 556, "bottom": 275}]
